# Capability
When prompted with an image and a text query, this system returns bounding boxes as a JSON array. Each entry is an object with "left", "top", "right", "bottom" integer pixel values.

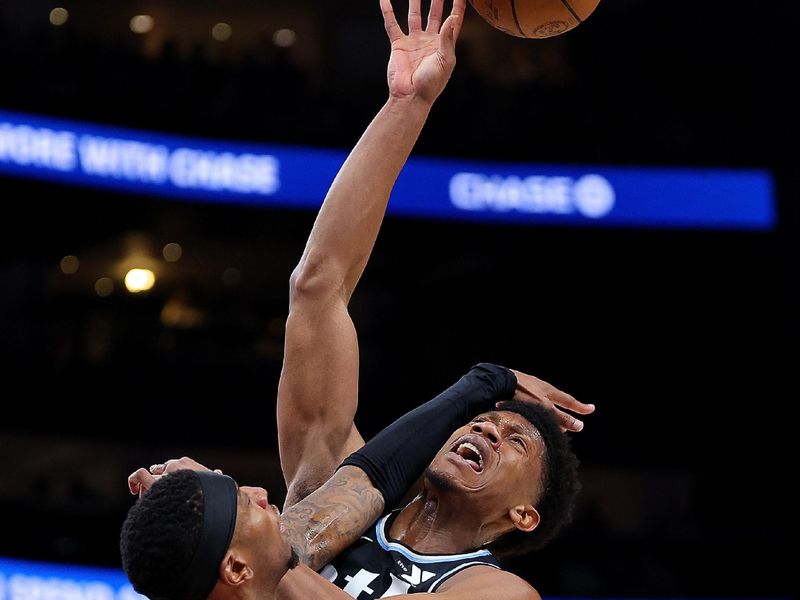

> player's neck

[{"left": 390, "top": 488, "right": 496, "bottom": 555}]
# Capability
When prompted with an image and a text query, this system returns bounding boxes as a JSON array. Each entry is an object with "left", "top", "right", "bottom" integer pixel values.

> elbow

[{"left": 289, "top": 253, "right": 343, "bottom": 307}]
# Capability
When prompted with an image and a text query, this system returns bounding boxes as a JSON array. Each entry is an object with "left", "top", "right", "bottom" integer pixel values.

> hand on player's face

[
  {"left": 506, "top": 370, "right": 596, "bottom": 433},
  {"left": 380, "top": 0, "right": 466, "bottom": 102}
]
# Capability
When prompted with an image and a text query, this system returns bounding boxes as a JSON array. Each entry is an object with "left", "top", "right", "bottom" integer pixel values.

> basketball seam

[
  {"left": 558, "top": 0, "right": 583, "bottom": 23},
  {"left": 509, "top": 0, "right": 529, "bottom": 37}
]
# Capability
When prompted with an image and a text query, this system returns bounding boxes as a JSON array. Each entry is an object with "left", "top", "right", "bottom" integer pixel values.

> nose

[
  {"left": 471, "top": 421, "right": 500, "bottom": 448},
  {"left": 241, "top": 486, "right": 269, "bottom": 509}
]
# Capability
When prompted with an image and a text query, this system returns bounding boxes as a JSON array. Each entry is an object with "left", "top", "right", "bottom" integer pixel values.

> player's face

[
  {"left": 231, "top": 485, "right": 295, "bottom": 584},
  {"left": 426, "top": 410, "right": 546, "bottom": 508}
]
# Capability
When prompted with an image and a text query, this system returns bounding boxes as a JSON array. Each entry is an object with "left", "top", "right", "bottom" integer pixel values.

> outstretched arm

[{"left": 277, "top": 0, "right": 465, "bottom": 507}]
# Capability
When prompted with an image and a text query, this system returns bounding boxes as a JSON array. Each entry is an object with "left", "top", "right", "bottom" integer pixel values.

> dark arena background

[{"left": 0, "top": 1, "right": 796, "bottom": 599}]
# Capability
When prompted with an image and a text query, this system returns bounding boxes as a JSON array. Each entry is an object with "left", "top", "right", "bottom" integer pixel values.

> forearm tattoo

[{"left": 280, "top": 466, "right": 385, "bottom": 571}]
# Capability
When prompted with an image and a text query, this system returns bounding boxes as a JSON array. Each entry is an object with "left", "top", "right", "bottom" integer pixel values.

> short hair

[
  {"left": 120, "top": 470, "right": 204, "bottom": 598},
  {"left": 488, "top": 400, "right": 580, "bottom": 557}
]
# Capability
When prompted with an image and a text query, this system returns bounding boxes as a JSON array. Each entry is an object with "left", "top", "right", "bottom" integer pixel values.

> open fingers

[
  {"left": 557, "top": 409, "right": 585, "bottom": 433},
  {"left": 380, "top": 0, "right": 404, "bottom": 42},
  {"left": 408, "top": 0, "right": 423, "bottom": 32},
  {"left": 497, "top": 400, "right": 585, "bottom": 433},
  {"left": 426, "top": 0, "right": 444, "bottom": 32},
  {"left": 551, "top": 390, "right": 596, "bottom": 415}
]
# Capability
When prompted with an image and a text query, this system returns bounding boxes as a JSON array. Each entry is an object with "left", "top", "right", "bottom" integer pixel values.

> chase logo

[{"left": 449, "top": 172, "right": 616, "bottom": 219}]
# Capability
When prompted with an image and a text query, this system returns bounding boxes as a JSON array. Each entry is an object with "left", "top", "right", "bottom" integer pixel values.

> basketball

[{"left": 468, "top": 0, "right": 601, "bottom": 38}]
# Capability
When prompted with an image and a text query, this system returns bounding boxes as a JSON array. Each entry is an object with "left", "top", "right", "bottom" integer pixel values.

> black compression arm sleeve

[{"left": 340, "top": 363, "right": 517, "bottom": 509}]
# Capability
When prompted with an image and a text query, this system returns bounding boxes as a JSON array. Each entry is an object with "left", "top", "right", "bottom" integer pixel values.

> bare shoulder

[{"left": 437, "top": 565, "right": 540, "bottom": 600}]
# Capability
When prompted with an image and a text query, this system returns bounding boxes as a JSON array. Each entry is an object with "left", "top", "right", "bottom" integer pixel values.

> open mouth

[{"left": 451, "top": 440, "right": 484, "bottom": 472}]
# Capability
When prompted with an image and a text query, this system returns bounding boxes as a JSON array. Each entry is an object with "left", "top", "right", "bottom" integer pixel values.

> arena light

[
  {"left": 95, "top": 277, "right": 114, "bottom": 297},
  {"left": 130, "top": 15, "right": 154, "bottom": 34},
  {"left": 59, "top": 255, "right": 79, "bottom": 275},
  {"left": 212, "top": 23, "right": 232, "bottom": 42},
  {"left": 162, "top": 242, "right": 183, "bottom": 262},
  {"left": 124, "top": 268, "right": 155, "bottom": 293},
  {"left": 49, "top": 8, "right": 69, "bottom": 26},
  {"left": 273, "top": 29, "right": 297, "bottom": 48}
]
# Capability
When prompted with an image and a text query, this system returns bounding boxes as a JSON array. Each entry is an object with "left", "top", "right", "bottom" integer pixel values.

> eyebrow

[
  {"left": 484, "top": 411, "right": 536, "bottom": 438},
  {"left": 508, "top": 422, "right": 535, "bottom": 438}
]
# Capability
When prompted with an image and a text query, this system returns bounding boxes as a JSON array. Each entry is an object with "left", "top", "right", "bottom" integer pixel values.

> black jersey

[{"left": 320, "top": 511, "right": 501, "bottom": 598}]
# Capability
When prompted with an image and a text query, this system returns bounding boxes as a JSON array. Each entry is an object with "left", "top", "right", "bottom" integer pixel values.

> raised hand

[
  {"left": 505, "top": 369, "right": 596, "bottom": 433},
  {"left": 381, "top": 0, "right": 465, "bottom": 103}
]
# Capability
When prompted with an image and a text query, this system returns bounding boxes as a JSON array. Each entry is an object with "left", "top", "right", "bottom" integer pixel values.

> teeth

[{"left": 457, "top": 442, "right": 483, "bottom": 469}]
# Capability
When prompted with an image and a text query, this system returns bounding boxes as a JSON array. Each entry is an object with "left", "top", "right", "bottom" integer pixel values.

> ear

[
  {"left": 219, "top": 549, "right": 254, "bottom": 587},
  {"left": 508, "top": 504, "right": 540, "bottom": 533}
]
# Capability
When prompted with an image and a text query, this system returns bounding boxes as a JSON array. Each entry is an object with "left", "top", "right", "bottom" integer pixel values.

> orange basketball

[{"left": 468, "top": 0, "right": 601, "bottom": 38}]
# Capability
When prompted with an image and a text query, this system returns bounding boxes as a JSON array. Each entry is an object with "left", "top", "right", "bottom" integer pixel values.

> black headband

[{"left": 171, "top": 471, "right": 238, "bottom": 600}]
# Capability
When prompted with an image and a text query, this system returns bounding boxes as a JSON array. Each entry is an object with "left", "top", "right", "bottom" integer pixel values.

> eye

[{"left": 511, "top": 436, "right": 526, "bottom": 449}]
